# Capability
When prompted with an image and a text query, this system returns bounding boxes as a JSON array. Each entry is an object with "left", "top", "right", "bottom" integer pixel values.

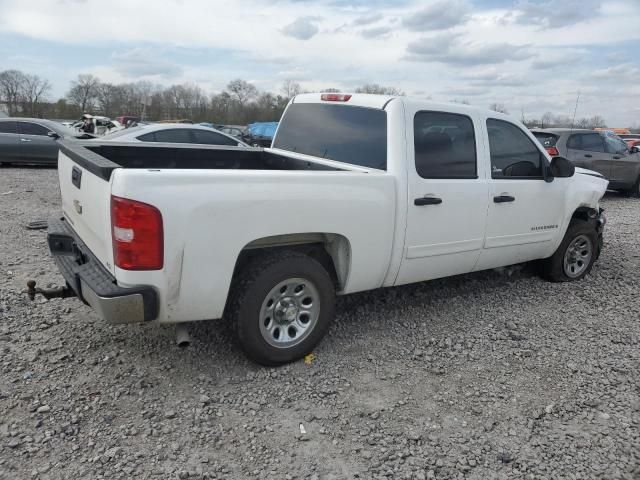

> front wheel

[
  {"left": 226, "top": 251, "right": 335, "bottom": 366},
  {"left": 541, "top": 220, "right": 598, "bottom": 282}
]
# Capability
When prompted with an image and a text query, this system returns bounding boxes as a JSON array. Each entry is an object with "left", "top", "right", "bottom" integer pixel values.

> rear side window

[
  {"left": 532, "top": 132, "right": 558, "bottom": 147},
  {"left": 414, "top": 111, "right": 477, "bottom": 179},
  {"left": 139, "top": 129, "right": 192, "bottom": 143},
  {"left": 0, "top": 121, "right": 17, "bottom": 134},
  {"left": 18, "top": 122, "right": 50, "bottom": 136},
  {"left": 567, "top": 133, "right": 604, "bottom": 152},
  {"left": 192, "top": 129, "right": 238, "bottom": 146},
  {"left": 487, "top": 119, "right": 544, "bottom": 179},
  {"left": 273, "top": 103, "right": 387, "bottom": 170}
]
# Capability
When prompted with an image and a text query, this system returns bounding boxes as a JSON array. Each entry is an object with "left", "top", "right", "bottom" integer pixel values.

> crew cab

[{"left": 43, "top": 93, "right": 608, "bottom": 365}]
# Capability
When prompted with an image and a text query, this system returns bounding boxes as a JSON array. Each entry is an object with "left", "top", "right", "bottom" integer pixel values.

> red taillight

[
  {"left": 546, "top": 146, "right": 559, "bottom": 156},
  {"left": 320, "top": 93, "right": 352, "bottom": 102},
  {"left": 111, "top": 195, "right": 163, "bottom": 270}
]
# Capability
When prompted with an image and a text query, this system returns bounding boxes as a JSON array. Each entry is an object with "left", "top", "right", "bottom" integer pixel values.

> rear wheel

[
  {"left": 541, "top": 219, "right": 598, "bottom": 282},
  {"left": 226, "top": 251, "right": 335, "bottom": 366},
  {"left": 627, "top": 176, "right": 640, "bottom": 198}
]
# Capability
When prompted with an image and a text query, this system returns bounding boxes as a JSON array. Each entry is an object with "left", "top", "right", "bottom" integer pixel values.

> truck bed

[{"left": 59, "top": 140, "right": 344, "bottom": 181}]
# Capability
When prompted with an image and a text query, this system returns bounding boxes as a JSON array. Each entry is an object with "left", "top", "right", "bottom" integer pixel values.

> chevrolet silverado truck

[{"left": 40, "top": 93, "right": 608, "bottom": 365}]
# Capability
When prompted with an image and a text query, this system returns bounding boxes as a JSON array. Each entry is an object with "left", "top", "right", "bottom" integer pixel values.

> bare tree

[
  {"left": 489, "top": 102, "right": 509, "bottom": 114},
  {"left": 355, "top": 83, "right": 404, "bottom": 95},
  {"left": 588, "top": 115, "right": 606, "bottom": 129},
  {"left": 0, "top": 70, "right": 26, "bottom": 116},
  {"left": 540, "top": 112, "right": 554, "bottom": 128},
  {"left": 281, "top": 79, "right": 302, "bottom": 99},
  {"left": 227, "top": 79, "right": 258, "bottom": 111},
  {"left": 320, "top": 87, "right": 342, "bottom": 93},
  {"left": 19, "top": 74, "right": 51, "bottom": 116},
  {"left": 67, "top": 74, "right": 100, "bottom": 112}
]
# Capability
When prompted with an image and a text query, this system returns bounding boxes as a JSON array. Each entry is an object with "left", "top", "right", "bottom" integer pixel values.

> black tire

[
  {"left": 226, "top": 250, "right": 335, "bottom": 366},
  {"left": 541, "top": 219, "right": 598, "bottom": 282},
  {"left": 626, "top": 176, "right": 640, "bottom": 198}
]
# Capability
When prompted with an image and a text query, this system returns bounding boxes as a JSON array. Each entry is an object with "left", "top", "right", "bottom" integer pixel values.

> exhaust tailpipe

[{"left": 176, "top": 324, "right": 191, "bottom": 348}]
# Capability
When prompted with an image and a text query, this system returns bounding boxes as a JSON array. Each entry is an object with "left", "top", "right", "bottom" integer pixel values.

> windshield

[{"left": 272, "top": 103, "right": 387, "bottom": 170}]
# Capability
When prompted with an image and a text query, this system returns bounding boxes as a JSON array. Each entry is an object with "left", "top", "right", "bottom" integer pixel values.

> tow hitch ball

[{"left": 26, "top": 280, "right": 75, "bottom": 301}]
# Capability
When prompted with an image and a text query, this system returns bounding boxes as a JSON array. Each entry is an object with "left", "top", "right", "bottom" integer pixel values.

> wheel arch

[{"left": 231, "top": 233, "right": 352, "bottom": 293}]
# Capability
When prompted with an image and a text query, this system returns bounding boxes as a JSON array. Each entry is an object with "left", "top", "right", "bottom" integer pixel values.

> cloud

[
  {"left": 515, "top": 0, "right": 602, "bottom": 28},
  {"left": 403, "top": 0, "right": 470, "bottom": 31},
  {"left": 281, "top": 16, "right": 321, "bottom": 40},
  {"left": 353, "top": 13, "right": 383, "bottom": 26},
  {"left": 464, "top": 70, "right": 527, "bottom": 87},
  {"left": 111, "top": 48, "right": 182, "bottom": 77},
  {"left": 360, "top": 25, "right": 392, "bottom": 38},
  {"left": 406, "top": 33, "right": 532, "bottom": 66},
  {"left": 592, "top": 63, "right": 640, "bottom": 80}
]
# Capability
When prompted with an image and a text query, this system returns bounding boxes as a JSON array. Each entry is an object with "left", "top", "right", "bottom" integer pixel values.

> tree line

[
  {"left": 1, "top": 69, "right": 633, "bottom": 130},
  {"left": 0, "top": 69, "right": 404, "bottom": 124}
]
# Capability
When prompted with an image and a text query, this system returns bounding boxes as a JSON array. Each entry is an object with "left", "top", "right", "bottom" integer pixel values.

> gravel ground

[{"left": 1, "top": 166, "right": 639, "bottom": 480}]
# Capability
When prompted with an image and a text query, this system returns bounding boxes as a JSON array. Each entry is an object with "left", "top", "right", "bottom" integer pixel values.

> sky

[{"left": 0, "top": 0, "right": 639, "bottom": 126}]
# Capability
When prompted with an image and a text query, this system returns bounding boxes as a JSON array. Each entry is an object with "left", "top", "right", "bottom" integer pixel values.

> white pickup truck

[{"left": 40, "top": 93, "right": 608, "bottom": 365}]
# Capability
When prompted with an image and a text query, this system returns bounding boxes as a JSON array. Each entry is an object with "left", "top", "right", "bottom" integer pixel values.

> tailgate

[{"left": 58, "top": 149, "right": 115, "bottom": 273}]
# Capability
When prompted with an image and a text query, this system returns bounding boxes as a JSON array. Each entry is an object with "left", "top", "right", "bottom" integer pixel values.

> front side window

[
  {"left": 567, "top": 133, "right": 604, "bottom": 152},
  {"left": 604, "top": 135, "right": 628, "bottom": 155},
  {"left": 414, "top": 111, "right": 477, "bottom": 179},
  {"left": 0, "top": 121, "right": 17, "bottom": 134},
  {"left": 487, "top": 119, "right": 544, "bottom": 179},
  {"left": 192, "top": 129, "right": 237, "bottom": 146},
  {"left": 18, "top": 122, "right": 50, "bottom": 136},
  {"left": 273, "top": 103, "right": 387, "bottom": 170}
]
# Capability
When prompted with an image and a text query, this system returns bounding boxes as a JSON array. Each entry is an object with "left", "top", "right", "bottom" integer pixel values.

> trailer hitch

[{"left": 26, "top": 280, "right": 76, "bottom": 301}]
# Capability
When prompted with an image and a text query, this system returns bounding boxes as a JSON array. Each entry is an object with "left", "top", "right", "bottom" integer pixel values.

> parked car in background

[
  {"left": 219, "top": 125, "right": 246, "bottom": 139},
  {"left": 72, "top": 115, "right": 123, "bottom": 137},
  {"left": 241, "top": 122, "right": 278, "bottom": 147},
  {"left": 100, "top": 123, "right": 249, "bottom": 147},
  {"left": 0, "top": 118, "right": 77, "bottom": 165},
  {"left": 532, "top": 128, "right": 640, "bottom": 196},
  {"left": 116, "top": 116, "right": 141, "bottom": 127},
  {"left": 617, "top": 134, "right": 640, "bottom": 148}
]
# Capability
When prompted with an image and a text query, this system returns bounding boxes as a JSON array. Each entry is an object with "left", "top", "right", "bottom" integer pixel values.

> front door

[
  {"left": 18, "top": 121, "right": 58, "bottom": 163},
  {"left": 604, "top": 134, "right": 639, "bottom": 189},
  {"left": 565, "top": 132, "right": 611, "bottom": 179},
  {"left": 476, "top": 118, "right": 565, "bottom": 271},
  {"left": 396, "top": 108, "right": 488, "bottom": 286}
]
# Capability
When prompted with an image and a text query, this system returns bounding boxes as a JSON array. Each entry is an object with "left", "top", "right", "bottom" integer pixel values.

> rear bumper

[{"left": 47, "top": 217, "right": 159, "bottom": 324}]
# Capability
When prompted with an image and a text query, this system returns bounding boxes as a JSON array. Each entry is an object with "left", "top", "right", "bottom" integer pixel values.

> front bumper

[{"left": 47, "top": 217, "right": 158, "bottom": 324}]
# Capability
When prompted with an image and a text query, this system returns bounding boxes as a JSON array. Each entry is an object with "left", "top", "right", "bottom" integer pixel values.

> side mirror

[
  {"left": 47, "top": 131, "right": 60, "bottom": 139},
  {"left": 550, "top": 156, "right": 575, "bottom": 178},
  {"left": 237, "top": 142, "right": 244, "bottom": 147}
]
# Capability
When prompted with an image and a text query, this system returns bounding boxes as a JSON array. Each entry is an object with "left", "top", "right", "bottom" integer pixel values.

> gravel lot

[{"left": 1, "top": 166, "right": 639, "bottom": 480}]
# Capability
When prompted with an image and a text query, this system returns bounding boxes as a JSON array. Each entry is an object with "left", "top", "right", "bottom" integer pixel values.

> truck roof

[{"left": 291, "top": 93, "right": 512, "bottom": 121}]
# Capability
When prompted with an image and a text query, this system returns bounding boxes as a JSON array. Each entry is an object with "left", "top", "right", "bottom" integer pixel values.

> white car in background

[{"left": 101, "top": 123, "right": 250, "bottom": 147}]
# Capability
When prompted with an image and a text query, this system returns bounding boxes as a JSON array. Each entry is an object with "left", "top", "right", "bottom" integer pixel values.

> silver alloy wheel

[
  {"left": 563, "top": 234, "right": 593, "bottom": 278},
  {"left": 259, "top": 278, "right": 320, "bottom": 349}
]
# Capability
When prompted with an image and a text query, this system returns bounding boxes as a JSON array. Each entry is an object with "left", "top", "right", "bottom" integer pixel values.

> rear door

[
  {"left": 396, "top": 108, "right": 488, "bottom": 285},
  {"left": 565, "top": 133, "right": 611, "bottom": 178},
  {"left": 18, "top": 121, "right": 59, "bottom": 164},
  {"left": 0, "top": 120, "right": 20, "bottom": 162},
  {"left": 58, "top": 148, "right": 115, "bottom": 271}
]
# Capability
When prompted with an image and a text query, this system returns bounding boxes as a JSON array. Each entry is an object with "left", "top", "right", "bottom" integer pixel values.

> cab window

[
  {"left": 487, "top": 119, "right": 544, "bottom": 179},
  {"left": 413, "top": 111, "right": 477, "bottom": 179}
]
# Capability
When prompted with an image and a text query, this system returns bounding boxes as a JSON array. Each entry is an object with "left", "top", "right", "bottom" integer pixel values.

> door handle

[
  {"left": 414, "top": 197, "right": 442, "bottom": 206},
  {"left": 584, "top": 154, "right": 592, "bottom": 158},
  {"left": 493, "top": 195, "right": 515, "bottom": 203},
  {"left": 20, "top": 138, "right": 31, "bottom": 142},
  {"left": 613, "top": 155, "right": 621, "bottom": 159}
]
